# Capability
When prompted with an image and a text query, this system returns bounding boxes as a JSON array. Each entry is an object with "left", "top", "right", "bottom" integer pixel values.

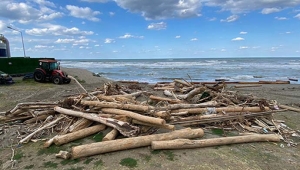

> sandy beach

[{"left": 0, "top": 67, "right": 300, "bottom": 170}]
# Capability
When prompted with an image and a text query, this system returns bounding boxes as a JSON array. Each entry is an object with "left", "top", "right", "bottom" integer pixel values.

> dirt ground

[{"left": 0, "top": 69, "right": 300, "bottom": 170}]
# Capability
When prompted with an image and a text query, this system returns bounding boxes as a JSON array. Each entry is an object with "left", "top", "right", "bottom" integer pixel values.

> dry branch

[{"left": 54, "top": 106, "right": 139, "bottom": 137}]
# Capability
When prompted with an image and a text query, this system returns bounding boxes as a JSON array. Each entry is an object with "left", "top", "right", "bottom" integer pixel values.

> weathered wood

[
  {"left": 279, "top": 104, "right": 300, "bottom": 113},
  {"left": 54, "top": 107, "right": 139, "bottom": 137},
  {"left": 71, "top": 128, "right": 204, "bottom": 159},
  {"left": 80, "top": 101, "right": 154, "bottom": 112},
  {"left": 24, "top": 114, "right": 49, "bottom": 124},
  {"left": 167, "top": 101, "right": 219, "bottom": 110},
  {"left": 149, "top": 95, "right": 182, "bottom": 104},
  {"left": 233, "top": 85, "right": 262, "bottom": 88},
  {"left": 132, "top": 119, "right": 175, "bottom": 130},
  {"left": 53, "top": 124, "right": 106, "bottom": 145},
  {"left": 20, "top": 116, "right": 64, "bottom": 144},
  {"left": 101, "top": 108, "right": 166, "bottom": 125},
  {"left": 56, "top": 151, "right": 71, "bottom": 159},
  {"left": 177, "top": 87, "right": 206, "bottom": 100},
  {"left": 151, "top": 134, "right": 281, "bottom": 150},
  {"left": 171, "top": 111, "right": 274, "bottom": 126},
  {"left": 171, "top": 106, "right": 270, "bottom": 114},
  {"left": 68, "top": 118, "right": 93, "bottom": 133},
  {"left": 103, "top": 128, "right": 118, "bottom": 141},
  {"left": 174, "top": 79, "right": 193, "bottom": 87}
]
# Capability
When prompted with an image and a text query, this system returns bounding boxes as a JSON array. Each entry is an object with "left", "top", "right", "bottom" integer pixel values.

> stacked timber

[{"left": 1, "top": 79, "right": 299, "bottom": 159}]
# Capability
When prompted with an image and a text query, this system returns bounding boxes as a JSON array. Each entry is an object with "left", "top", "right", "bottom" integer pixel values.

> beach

[{"left": 0, "top": 67, "right": 300, "bottom": 170}]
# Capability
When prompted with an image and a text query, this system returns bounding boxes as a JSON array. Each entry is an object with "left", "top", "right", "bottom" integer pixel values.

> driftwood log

[
  {"left": 71, "top": 128, "right": 204, "bottom": 159},
  {"left": 102, "top": 128, "right": 118, "bottom": 141},
  {"left": 101, "top": 108, "right": 166, "bottom": 125},
  {"left": 54, "top": 107, "right": 139, "bottom": 137},
  {"left": 151, "top": 134, "right": 281, "bottom": 150},
  {"left": 171, "top": 106, "right": 270, "bottom": 114},
  {"left": 53, "top": 124, "right": 106, "bottom": 146}
]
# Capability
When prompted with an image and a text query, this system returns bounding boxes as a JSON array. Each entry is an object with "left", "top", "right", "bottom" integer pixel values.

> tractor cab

[
  {"left": 33, "top": 60, "right": 71, "bottom": 84},
  {"left": 39, "top": 60, "right": 60, "bottom": 71}
]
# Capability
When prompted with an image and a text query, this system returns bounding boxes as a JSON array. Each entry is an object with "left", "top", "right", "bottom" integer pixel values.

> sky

[{"left": 0, "top": 0, "right": 300, "bottom": 59}]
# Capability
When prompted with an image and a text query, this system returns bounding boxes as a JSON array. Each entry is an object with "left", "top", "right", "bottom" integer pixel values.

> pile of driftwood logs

[{"left": 1, "top": 79, "right": 299, "bottom": 159}]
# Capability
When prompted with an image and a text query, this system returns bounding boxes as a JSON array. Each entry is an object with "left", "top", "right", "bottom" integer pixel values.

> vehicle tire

[
  {"left": 33, "top": 71, "right": 45, "bottom": 82},
  {"left": 53, "top": 76, "right": 62, "bottom": 84},
  {"left": 65, "top": 79, "right": 71, "bottom": 84}
]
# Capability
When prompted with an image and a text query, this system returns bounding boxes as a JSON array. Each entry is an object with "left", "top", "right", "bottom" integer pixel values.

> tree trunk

[
  {"left": 68, "top": 118, "right": 93, "bottom": 133},
  {"left": 151, "top": 134, "right": 281, "bottom": 150},
  {"left": 102, "top": 128, "right": 118, "bottom": 141},
  {"left": 132, "top": 119, "right": 175, "bottom": 130},
  {"left": 149, "top": 95, "right": 182, "bottom": 104},
  {"left": 71, "top": 128, "right": 204, "bottom": 159},
  {"left": 171, "top": 106, "right": 270, "bottom": 114},
  {"left": 53, "top": 124, "right": 106, "bottom": 145},
  {"left": 279, "top": 104, "right": 300, "bottom": 113},
  {"left": 80, "top": 101, "right": 154, "bottom": 112},
  {"left": 54, "top": 106, "right": 139, "bottom": 137},
  {"left": 101, "top": 108, "right": 166, "bottom": 125}
]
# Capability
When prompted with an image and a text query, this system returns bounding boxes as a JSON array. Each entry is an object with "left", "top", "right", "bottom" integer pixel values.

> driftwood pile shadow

[{"left": 1, "top": 79, "right": 299, "bottom": 159}]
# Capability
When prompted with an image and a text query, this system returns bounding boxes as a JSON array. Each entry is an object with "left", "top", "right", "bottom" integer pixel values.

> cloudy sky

[{"left": 0, "top": 0, "right": 300, "bottom": 59}]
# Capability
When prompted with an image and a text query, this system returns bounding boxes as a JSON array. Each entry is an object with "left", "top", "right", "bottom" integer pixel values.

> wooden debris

[
  {"left": 53, "top": 124, "right": 106, "bottom": 146},
  {"left": 1, "top": 77, "right": 298, "bottom": 159},
  {"left": 71, "top": 128, "right": 204, "bottom": 159},
  {"left": 151, "top": 134, "right": 282, "bottom": 150}
]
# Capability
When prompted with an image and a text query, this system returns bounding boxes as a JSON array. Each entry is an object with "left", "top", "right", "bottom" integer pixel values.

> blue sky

[{"left": 0, "top": 0, "right": 300, "bottom": 59}]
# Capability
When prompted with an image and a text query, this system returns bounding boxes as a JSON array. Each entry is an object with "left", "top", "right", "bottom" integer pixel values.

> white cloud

[
  {"left": 261, "top": 7, "right": 281, "bottom": 14},
  {"left": 240, "top": 31, "right": 247, "bottom": 34},
  {"left": 175, "top": 35, "right": 181, "bottom": 38},
  {"left": 55, "top": 39, "right": 75, "bottom": 43},
  {"left": 80, "top": 0, "right": 109, "bottom": 2},
  {"left": 38, "top": 12, "right": 63, "bottom": 20},
  {"left": 286, "top": 31, "right": 291, "bottom": 34},
  {"left": 34, "top": 0, "right": 56, "bottom": 7},
  {"left": 205, "top": 0, "right": 300, "bottom": 14},
  {"left": 119, "top": 33, "right": 144, "bottom": 39},
  {"left": 239, "top": 46, "right": 248, "bottom": 49},
  {"left": 221, "top": 49, "right": 226, "bottom": 52},
  {"left": 147, "top": 22, "right": 167, "bottom": 30},
  {"left": 104, "top": 38, "right": 115, "bottom": 43},
  {"left": 109, "top": 12, "right": 115, "bottom": 16},
  {"left": 66, "top": 5, "right": 101, "bottom": 21},
  {"left": 275, "top": 17, "right": 288, "bottom": 20},
  {"left": 221, "top": 15, "right": 239, "bottom": 22},
  {"left": 26, "top": 24, "right": 94, "bottom": 36},
  {"left": 114, "top": 0, "right": 201, "bottom": 20},
  {"left": 232, "top": 37, "right": 244, "bottom": 41},
  {"left": 190, "top": 38, "right": 198, "bottom": 41},
  {"left": 209, "top": 17, "right": 217, "bottom": 21},
  {"left": 295, "top": 13, "right": 300, "bottom": 19}
]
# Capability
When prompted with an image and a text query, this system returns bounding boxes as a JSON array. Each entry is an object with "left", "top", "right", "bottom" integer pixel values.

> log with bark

[
  {"left": 151, "top": 134, "right": 282, "bottom": 150},
  {"left": 171, "top": 106, "right": 270, "bottom": 115},
  {"left": 53, "top": 124, "right": 106, "bottom": 146},
  {"left": 71, "top": 128, "right": 204, "bottom": 159},
  {"left": 101, "top": 108, "right": 166, "bottom": 125}
]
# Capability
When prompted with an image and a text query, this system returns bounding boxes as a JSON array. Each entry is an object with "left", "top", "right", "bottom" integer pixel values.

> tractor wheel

[
  {"left": 65, "top": 79, "right": 71, "bottom": 84},
  {"left": 33, "top": 71, "right": 45, "bottom": 82},
  {"left": 53, "top": 76, "right": 62, "bottom": 84}
]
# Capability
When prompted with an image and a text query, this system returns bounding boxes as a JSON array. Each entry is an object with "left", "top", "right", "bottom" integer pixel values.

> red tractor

[{"left": 33, "top": 59, "right": 71, "bottom": 84}]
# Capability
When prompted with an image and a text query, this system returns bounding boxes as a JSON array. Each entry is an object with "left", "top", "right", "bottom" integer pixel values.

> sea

[{"left": 59, "top": 57, "right": 300, "bottom": 84}]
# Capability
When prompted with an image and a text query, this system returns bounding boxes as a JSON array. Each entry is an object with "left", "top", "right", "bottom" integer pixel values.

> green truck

[{"left": 0, "top": 34, "right": 54, "bottom": 75}]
